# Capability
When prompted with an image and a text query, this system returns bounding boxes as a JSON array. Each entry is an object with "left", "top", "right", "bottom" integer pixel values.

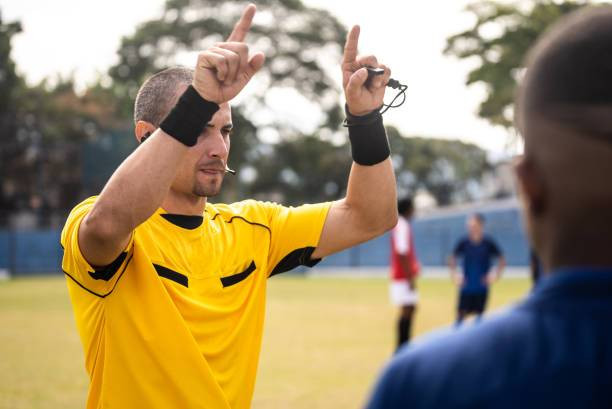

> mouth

[{"left": 198, "top": 168, "right": 225, "bottom": 176}]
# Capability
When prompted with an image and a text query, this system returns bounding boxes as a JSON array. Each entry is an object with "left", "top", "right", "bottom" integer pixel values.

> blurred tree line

[{"left": 2, "top": 0, "right": 588, "bottom": 229}]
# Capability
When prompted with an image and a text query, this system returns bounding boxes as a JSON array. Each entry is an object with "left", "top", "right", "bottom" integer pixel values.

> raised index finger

[
  {"left": 227, "top": 3, "right": 256, "bottom": 42},
  {"left": 342, "top": 25, "right": 360, "bottom": 64}
]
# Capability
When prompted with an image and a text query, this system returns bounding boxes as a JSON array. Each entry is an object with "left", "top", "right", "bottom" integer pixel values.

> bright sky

[{"left": 1, "top": 0, "right": 515, "bottom": 157}]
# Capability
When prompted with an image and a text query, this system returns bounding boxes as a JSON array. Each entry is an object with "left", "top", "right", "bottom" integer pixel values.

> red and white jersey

[{"left": 390, "top": 216, "right": 420, "bottom": 281}]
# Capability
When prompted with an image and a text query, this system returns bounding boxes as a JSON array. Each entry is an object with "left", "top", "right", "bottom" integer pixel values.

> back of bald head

[
  {"left": 519, "top": 6, "right": 612, "bottom": 139},
  {"left": 517, "top": 6, "right": 612, "bottom": 267}
]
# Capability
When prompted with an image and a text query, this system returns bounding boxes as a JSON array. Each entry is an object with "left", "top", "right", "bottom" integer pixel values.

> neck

[
  {"left": 536, "top": 220, "right": 612, "bottom": 271},
  {"left": 470, "top": 234, "right": 483, "bottom": 243},
  {"left": 545, "top": 236, "right": 612, "bottom": 272},
  {"left": 162, "top": 189, "right": 207, "bottom": 215}
]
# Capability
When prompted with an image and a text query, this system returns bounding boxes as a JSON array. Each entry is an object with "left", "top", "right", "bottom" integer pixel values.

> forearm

[
  {"left": 344, "top": 158, "right": 397, "bottom": 235},
  {"left": 496, "top": 257, "right": 506, "bottom": 277},
  {"left": 87, "top": 130, "right": 188, "bottom": 238},
  {"left": 448, "top": 255, "right": 459, "bottom": 275}
]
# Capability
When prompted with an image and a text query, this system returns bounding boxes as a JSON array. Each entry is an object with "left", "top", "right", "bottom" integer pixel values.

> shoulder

[
  {"left": 61, "top": 196, "right": 98, "bottom": 236},
  {"left": 67, "top": 196, "right": 98, "bottom": 217},
  {"left": 457, "top": 236, "right": 469, "bottom": 244},
  {"left": 454, "top": 237, "right": 469, "bottom": 250},
  {"left": 483, "top": 236, "right": 502, "bottom": 251},
  {"left": 368, "top": 307, "right": 537, "bottom": 408}
]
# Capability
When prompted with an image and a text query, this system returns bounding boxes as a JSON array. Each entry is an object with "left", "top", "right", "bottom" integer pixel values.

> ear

[
  {"left": 135, "top": 121, "right": 155, "bottom": 144},
  {"left": 514, "top": 155, "right": 547, "bottom": 217}
]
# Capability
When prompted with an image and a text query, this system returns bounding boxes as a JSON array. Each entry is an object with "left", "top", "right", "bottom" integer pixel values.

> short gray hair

[{"left": 134, "top": 67, "right": 194, "bottom": 126}]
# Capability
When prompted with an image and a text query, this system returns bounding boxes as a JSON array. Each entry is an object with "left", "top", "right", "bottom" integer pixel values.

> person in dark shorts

[{"left": 448, "top": 213, "right": 505, "bottom": 325}]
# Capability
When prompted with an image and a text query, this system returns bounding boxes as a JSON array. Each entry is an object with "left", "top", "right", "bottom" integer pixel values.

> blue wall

[
  {"left": 0, "top": 202, "right": 531, "bottom": 274},
  {"left": 0, "top": 230, "right": 63, "bottom": 274},
  {"left": 318, "top": 203, "right": 530, "bottom": 268}
]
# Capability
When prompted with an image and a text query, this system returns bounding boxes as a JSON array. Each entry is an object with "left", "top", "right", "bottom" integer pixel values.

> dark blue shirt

[
  {"left": 454, "top": 236, "right": 501, "bottom": 293},
  {"left": 365, "top": 268, "right": 612, "bottom": 409}
]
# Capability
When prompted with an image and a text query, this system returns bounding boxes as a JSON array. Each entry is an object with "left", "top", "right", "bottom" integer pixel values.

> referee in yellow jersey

[{"left": 61, "top": 4, "right": 397, "bottom": 408}]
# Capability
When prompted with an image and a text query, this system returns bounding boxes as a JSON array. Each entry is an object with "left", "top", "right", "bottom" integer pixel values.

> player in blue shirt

[
  {"left": 365, "top": 6, "right": 612, "bottom": 409},
  {"left": 449, "top": 213, "right": 505, "bottom": 325}
]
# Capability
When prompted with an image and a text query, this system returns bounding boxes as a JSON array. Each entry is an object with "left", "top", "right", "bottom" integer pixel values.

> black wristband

[
  {"left": 159, "top": 85, "right": 220, "bottom": 147},
  {"left": 344, "top": 105, "right": 390, "bottom": 166}
]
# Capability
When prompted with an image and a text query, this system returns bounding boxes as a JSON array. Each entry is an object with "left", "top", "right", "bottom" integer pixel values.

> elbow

[
  {"left": 367, "top": 207, "right": 397, "bottom": 237},
  {"left": 382, "top": 209, "right": 398, "bottom": 233}
]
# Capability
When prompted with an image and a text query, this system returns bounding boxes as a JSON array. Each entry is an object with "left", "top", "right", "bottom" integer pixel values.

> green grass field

[{"left": 0, "top": 274, "right": 530, "bottom": 409}]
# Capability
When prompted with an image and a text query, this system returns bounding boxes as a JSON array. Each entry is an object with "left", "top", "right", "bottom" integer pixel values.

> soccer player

[
  {"left": 389, "top": 197, "right": 420, "bottom": 349},
  {"left": 448, "top": 213, "right": 505, "bottom": 325},
  {"left": 365, "top": 6, "right": 612, "bottom": 408},
  {"left": 60, "top": 5, "right": 397, "bottom": 409}
]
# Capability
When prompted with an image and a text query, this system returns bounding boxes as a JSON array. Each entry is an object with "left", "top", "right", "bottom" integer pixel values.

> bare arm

[
  {"left": 312, "top": 160, "right": 396, "bottom": 258},
  {"left": 312, "top": 26, "right": 397, "bottom": 259},
  {"left": 488, "top": 255, "right": 506, "bottom": 283},
  {"left": 79, "top": 5, "right": 264, "bottom": 267},
  {"left": 448, "top": 254, "right": 463, "bottom": 286},
  {"left": 80, "top": 132, "right": 190, "bottom": 266}
]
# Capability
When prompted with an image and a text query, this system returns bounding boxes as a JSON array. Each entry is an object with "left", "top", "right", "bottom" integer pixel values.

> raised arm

[
  {"left": 79, "top": 4, "right": 264, "bottom": 267},
  {"left": 312, "top": 26, "right": 397, "bottom": 259}
]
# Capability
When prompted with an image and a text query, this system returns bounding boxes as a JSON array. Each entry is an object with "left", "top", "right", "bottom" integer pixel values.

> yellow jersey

[{"left": 61, "top": 197, "right": 331, "bottom": 409}]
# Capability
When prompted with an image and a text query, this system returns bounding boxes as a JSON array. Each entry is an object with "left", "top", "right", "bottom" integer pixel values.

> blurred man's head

[
  {"left": 515, "top": 6, "right": 612, "bottom": 270},
  {"left": 134, "top": 67, "right": 233, "bottom": 199},
  {"left": 467, "top": 213, "right": 484, "bottom": 242},
  {"left": 398, "top": 197, "right": 414, "bottom": 220}
]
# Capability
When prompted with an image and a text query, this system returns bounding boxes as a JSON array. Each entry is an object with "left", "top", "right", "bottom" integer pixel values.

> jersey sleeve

[
  {"left": 393, "top": 217, "right": 410, "bottom": 256},
  {"left": 261, "top": 201, "right": 332, "bottom": 277},
  {"left": 487, "top": 238, "right": 502, "bottom": 257},
  {"left": 60, "top": 197, "right": 134, "bottom": 297},
  {"left": 453, "top": 239, "right": 466, "bottom": 257}
]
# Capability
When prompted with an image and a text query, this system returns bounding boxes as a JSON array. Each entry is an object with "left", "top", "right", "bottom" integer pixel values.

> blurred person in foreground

[
  {"left": 60, "top": 5, "right": 397, "bottom": 409},
  {"left": 390, "top": 197, "right": 420, "bottom": 349},
  {"left": 365, "top": 6, "right": 612, "bottom": 408},
  {"left": 448, "top": 213, "right": 505, "bottom": 326}
]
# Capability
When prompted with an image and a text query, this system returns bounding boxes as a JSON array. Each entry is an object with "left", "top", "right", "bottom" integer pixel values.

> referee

[{"left": 60, "top": 5, "right": 397, "bottom": 409}]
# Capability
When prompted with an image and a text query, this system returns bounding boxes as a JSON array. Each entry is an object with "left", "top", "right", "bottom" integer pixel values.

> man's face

[
  {"left": 467, "top": 216, "right": 483, "bottom": 241},
  {"left": 172, "top": 102, "right": 233, "bottom": 198}
]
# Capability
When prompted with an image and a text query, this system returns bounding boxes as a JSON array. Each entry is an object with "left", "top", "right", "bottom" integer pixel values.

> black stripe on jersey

[
  {"left": 62, "top": 253, "right": 133, "bottom": 298},
  {"left": 221, "top": 261, "right": 256, "bottom": 287},
  {"left": 88, "top": 252, "right": 128, "bottom": 281},
  {"left": 153, "top": 264, "right": 189, "bottom": 287},
  {"left": 269, "top": 247, "right": 321, "bottom": 277},
  {"left": 210, "top": 214, "right": 271, "bottom": 234},
  {"left": 160, "top": 214, "right": 203, "bottom": 229}
]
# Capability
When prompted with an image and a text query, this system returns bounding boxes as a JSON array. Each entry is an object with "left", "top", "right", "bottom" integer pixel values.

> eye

[{"left": 222, "top": 128, "right": 233, "bottom": 138}]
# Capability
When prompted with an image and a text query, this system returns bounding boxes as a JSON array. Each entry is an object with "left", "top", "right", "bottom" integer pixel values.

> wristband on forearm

[
  {"left": 159, "top": 85, "right": 220, "bottom": 147},
  {"left": 344, "top": 105, "right": 390, "bottom": 166}
]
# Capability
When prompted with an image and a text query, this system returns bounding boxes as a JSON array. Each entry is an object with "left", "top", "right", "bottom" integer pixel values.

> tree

[
  {"left": 387, "top": 127, "right": 490, "bottom": 206},
  {"left": 445, "top": 1, "right": 591, "bottom": 128},
  {"left": 0, "top": 11, "right": 25, "bottom": 225},
  {"left": 0, "top": 9, "right": 115, "bottom": 226},
  {"left": 107, "top": 0, "right": 346, "bottom": 128},
  {"left": 247, "top": 133, "right": 351, "bottom": 205}
]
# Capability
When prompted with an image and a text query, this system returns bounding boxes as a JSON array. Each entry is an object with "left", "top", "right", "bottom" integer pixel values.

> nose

[{"left": 205, "top": 129, "right": 229, "bottom": 161}]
